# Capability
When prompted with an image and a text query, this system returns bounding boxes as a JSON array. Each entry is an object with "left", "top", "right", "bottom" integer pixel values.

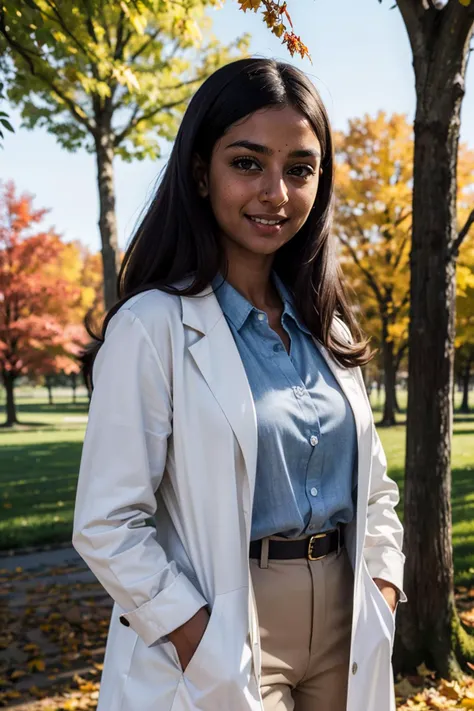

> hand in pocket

[{"left": 168, "top": 605, "right": 210, "bottom": 672}]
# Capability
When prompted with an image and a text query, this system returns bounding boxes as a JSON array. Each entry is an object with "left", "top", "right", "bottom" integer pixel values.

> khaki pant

[{"left": 250, "top": 537, "right": 353, "bottom": 711}]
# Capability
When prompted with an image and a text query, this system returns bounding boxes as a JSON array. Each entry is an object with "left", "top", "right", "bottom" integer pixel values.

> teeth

[{"left": 249, "top": 216, "right": 283, "bottom": 225}]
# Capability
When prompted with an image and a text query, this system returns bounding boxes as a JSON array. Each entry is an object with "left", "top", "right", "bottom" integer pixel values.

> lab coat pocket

[{"left": 171, "top": 587, "right": 255, "bottom": 711}]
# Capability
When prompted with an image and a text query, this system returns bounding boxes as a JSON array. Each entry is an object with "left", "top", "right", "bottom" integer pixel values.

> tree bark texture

[
  {"left": 2, "top": 371, "right": 18, "bottom": 427},
  {"left": 95, "top": 114, "right": 120, "bottom": 312},
  {"left": 394, "top": 1, "right": 474, "bottom": 678}
]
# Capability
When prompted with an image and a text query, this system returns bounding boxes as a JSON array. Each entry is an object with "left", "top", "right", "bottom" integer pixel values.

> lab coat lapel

[
  {"left": 313, "top": 338, "right": 371, "bottom": 448},
  {"left": 313, "top": 335, "right": 373, "bottom": 570},
  {"left": 180, "top": 287, "right": 258, "bottom": 500}
]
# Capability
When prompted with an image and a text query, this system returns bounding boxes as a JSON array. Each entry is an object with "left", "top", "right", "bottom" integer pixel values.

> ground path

[{"left": 0, "top": 547, "right": 109, "bottom": 709}]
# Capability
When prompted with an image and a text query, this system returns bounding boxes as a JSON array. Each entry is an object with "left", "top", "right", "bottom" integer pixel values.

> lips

[
  {"left": 244, "top": 214, "right": 288, "bottom": 235},
  {"left": 246, "top": 215, "right": 289, "bottom": 226}
]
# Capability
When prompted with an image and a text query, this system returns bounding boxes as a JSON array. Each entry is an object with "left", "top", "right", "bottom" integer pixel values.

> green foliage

[
  {"left": 0, "top": 0, "right": 249, "bottom": 157},
  {"left": 0, "top": 81, "right": 14, "bottom": 145}
]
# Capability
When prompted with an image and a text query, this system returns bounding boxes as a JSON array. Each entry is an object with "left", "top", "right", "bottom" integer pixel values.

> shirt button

[
  {"left": 352, "top": 662, "right": 358, "bottom": 675},
  {"left": 294, "top": 386, "right": 304, "bottom": 397},
  {"left": 273, "top": 343, "right": 284, "bottom": 352},
  {"left": 310, "top": 435, "right": 319, "bottom": 446},
  {"left": 310, "top": 487, "right": 318, "bottom": 497},
  {"left": 257, "top": 313, "right": 265, "bottom": 321},
  {"left": 119, "top": 616, "right": 130, "bottom": 627}
]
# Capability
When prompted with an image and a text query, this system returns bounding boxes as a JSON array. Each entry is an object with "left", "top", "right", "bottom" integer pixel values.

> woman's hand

[
  {"left": 373, "top": 577, "right": 399, "bottom": 614},
  {"left": 168, "top": 606, "right": 210, "bottom": 672}
]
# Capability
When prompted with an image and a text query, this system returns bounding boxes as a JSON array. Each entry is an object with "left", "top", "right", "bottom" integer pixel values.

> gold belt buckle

[{"left": 307, "top": 532, "right": 327, "bottom": 561}]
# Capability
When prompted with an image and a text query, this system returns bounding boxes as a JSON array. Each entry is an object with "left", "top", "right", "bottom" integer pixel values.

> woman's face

[{"left": 196, "top": 105, "right": 323, "bottom": 261}]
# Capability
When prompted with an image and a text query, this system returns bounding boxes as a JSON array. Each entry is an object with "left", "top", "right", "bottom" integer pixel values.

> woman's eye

[
  {"left": 231, "top": 157, "right": 261, "bottom": 172},
  {"left": 288, "top": 164, "right": 315, "bottom": 179}
]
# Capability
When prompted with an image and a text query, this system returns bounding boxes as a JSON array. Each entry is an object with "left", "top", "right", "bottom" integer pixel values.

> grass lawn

[
  {"left": 1, "top": 387, "right": 474, "bottom": 585},
  {"left": 0, "top": 388, "right": 89, "bottom": 551}
]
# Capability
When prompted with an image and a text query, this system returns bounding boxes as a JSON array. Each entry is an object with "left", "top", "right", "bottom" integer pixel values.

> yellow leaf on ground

[
  {"left": 27, "top": 657, "right": 46, "bottom": 672},
  {"left": 417, "top": 662, "right": 436, "bottom": 678},
  {"left": 438, "top": 679, "right": 463, "bottom": 700}
]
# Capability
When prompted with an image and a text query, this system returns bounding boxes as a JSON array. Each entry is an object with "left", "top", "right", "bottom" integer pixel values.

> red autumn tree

[{"left": 0, "top": 181, "right": 82, "bottom": 427}]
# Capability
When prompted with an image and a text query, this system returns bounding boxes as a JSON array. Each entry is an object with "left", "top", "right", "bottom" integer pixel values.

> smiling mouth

[{"left": 247, "top": 216, "right": 288, "bottom": 226}]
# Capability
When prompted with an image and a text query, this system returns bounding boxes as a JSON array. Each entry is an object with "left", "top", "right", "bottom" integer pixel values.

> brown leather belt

[{"left": 249, "top": 526, "right": 344, "bottom": 561}]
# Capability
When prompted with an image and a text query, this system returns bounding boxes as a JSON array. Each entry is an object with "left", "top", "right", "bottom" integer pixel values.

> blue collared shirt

[{"left": 212, "top": 272, "right": 358, "bottom": 541}]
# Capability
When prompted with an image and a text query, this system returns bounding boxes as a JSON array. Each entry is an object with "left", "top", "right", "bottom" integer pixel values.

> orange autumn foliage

[
  {"left": 0, "top": 181, "right": 87, "bottom": 384},
  {"left": 237, "top": 0, "right": 310, "bottom": 59}
]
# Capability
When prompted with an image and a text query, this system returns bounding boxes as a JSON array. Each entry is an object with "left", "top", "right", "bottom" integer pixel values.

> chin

[{"left": 243, "top": 240, "right": 284, "bottom": 256}]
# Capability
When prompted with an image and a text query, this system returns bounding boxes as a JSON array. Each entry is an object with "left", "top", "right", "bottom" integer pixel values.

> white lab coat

[{"left": 72, "top": 282, "right": 406, "bottom": 711}]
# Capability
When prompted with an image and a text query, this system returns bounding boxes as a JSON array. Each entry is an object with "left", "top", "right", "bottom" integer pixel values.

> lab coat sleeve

[{"left": 72, "top": 307, "right": 207, "bottom": 646}]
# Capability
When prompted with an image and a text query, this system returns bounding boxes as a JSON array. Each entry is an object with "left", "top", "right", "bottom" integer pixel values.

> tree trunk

[
  {"left": 380, "top": 318, "right": 397, "bottom": 427},
  {"left": 45, "top": 375, "right": 54, "bottom": 406},
  {"left": 394, "top": 3, "right": 474, "bottom": 678},
  {"left": 460, "top": 358, "right": 471, "bottom": 413},
  {"left": 95, "top": 119, "right": 120, "bottom": 312},
  {"left": 2, "top": 370, "right": 18, "bottom": 427},
  {"left": 70, "top": 372, "right": 77, "bottom": 405}
]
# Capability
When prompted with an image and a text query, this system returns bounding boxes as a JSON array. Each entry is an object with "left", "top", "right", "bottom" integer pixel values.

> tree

[
  {"left": 394, "top": 1, "right": 474, "bottom": 677},
  {"left": 0, "top": 181, "right": 82, "bottom": 427},
  {"left": 35, "top": 324, "right": 86, "bottom": 405},
  {"left": 335, "top": 113, "right": 474, "bottom": 427},
  {"left": 0, "top": 0, "right": 249, "bottom": 310},
  {"left": 245, "top": 0, "right": 474, "bottom": 678},
  {"left": 334, "top": 112, "right": 412, "bottom": 426}
]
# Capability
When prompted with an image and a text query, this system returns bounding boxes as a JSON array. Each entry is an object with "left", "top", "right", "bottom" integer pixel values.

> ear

[{"left": 192, "top": 154, "right": 209, "bottom": 198}]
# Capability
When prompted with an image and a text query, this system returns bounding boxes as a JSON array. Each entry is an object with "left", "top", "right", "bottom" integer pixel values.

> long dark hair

[{"left": 82, "top": 57, "right": 372, "bottom": 388}]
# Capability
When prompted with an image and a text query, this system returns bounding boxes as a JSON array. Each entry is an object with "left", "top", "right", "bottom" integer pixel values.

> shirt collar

[
  {"left": 211, "top": 270, "right": 311, "bottom": 336},
  {"left": 211, "top": 273, "right": 254, "bottom": 331},
  {"left": 272, "top": 272, "right": 312, "bottom": 335}
]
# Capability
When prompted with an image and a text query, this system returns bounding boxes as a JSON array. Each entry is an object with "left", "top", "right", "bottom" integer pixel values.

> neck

[{"left": 221, "top": 249, "right": 280, "bottom": 311}]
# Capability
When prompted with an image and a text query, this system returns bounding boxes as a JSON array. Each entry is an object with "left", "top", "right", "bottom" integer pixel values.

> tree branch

[
  {"left": 113, "top": 97, "right": 185, "bottom": 145},
  {"left": 114, "top": 7, "right": 127, "bottom": 60},
  {"left": 43, "top": 0, "right": 100, "bottom": 64},
  {"left": 1, "top": 7, "right": 95, "bottom": 133},
  {"left": 395, "top": 340, "right": 408, "bottom": 371},
  {"left": 81, "top": 0, "right": 99, "bottom": 44},
  {"left": 130, "top": 28, "right": 161, "bottom": 62},
  {"left": 336, "top": 232, "right": 385, "bottom": 305},
  {"left": 393, "top": 228, "right": 411, "bottom": 271},
  {"left": 395, "top": 0, "right": 430, "bottom": 58},
  {"left": 451, "top": 208, "right": 474, "bottom": 258},
  {"left": 0, "top": 10, "right": 39, "bottom": 75}
]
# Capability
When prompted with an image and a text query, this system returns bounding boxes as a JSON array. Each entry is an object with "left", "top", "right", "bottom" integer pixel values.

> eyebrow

[{"left": 225, "top": 140, "right": 320, "bottom": 159}]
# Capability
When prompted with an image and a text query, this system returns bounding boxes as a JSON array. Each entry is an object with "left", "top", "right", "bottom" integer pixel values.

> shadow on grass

[
  {"left": 387, "top": 464, "right": 474, "bottom": 585},
  {"left": 15, "top": 401, "right": 89, "bottom": 414},
  {"left": 0, "top": 421, "right": 48, "bottom": 429},
  {"left": 0, "top": 400, "right": 89, "bottom": 430},
  {"left": 0, "top": 440, "right": 83, "bottom": 548}
]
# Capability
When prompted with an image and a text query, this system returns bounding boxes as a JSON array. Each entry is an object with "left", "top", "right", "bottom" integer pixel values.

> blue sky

[{"left": 2, "top": 0, "right": 474, "bottom": 253}]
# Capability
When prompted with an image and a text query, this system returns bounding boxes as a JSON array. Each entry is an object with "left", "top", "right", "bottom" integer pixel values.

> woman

[{"left": 73, "top": 58, "right": 406, "bottom": 711}]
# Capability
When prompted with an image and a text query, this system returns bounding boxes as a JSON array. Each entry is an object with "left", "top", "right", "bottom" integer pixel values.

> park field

[{"left": 1, "top": 387, "right": 474, "bottom": 584}]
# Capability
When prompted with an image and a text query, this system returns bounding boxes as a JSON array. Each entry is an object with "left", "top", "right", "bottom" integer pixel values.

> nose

[{"left": 259, "top": 171, "right": 289, "bottom": 208}]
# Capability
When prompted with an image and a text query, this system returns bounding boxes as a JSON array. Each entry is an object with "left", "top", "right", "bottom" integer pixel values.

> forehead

[{"left": 219, "top": 105, "right": 321, "bottom": 153}]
